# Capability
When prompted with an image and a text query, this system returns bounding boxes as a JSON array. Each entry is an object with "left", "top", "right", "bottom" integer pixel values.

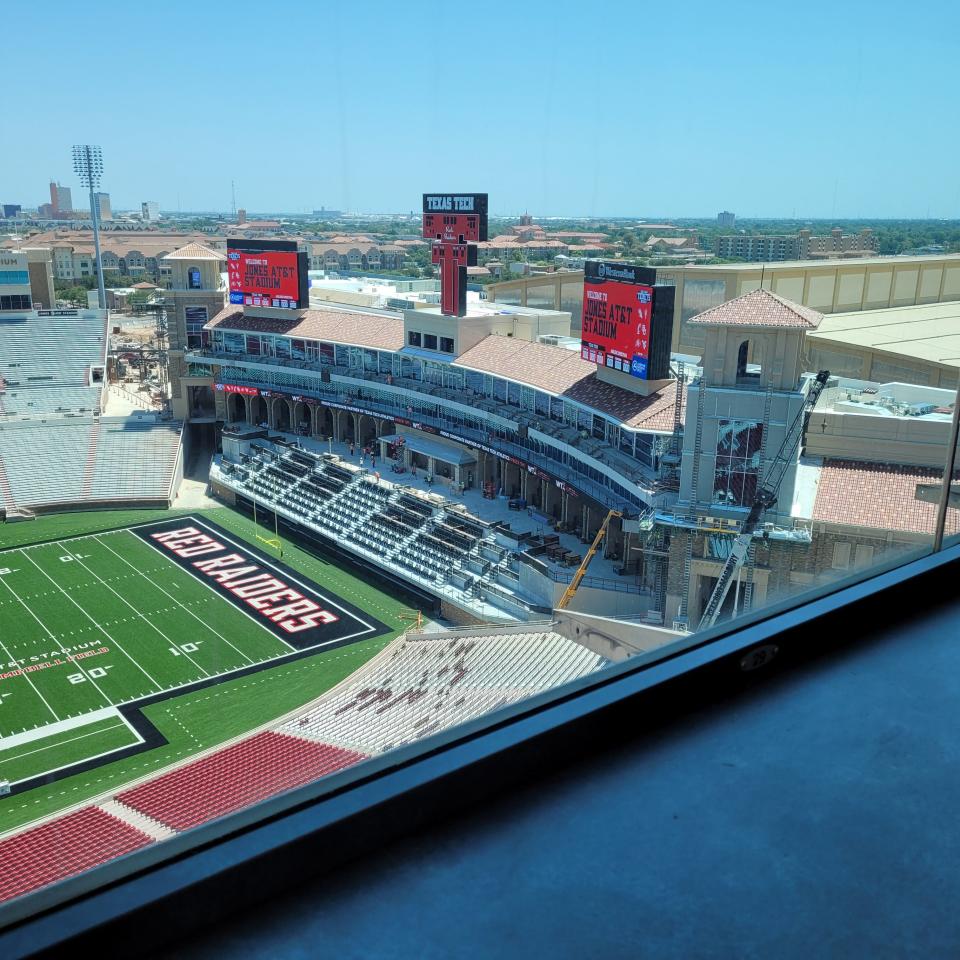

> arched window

[
  {"left": 188, "top": 266, "right": 202, "bottom": 289},
  {"left": 737, "top": 339, "right": 762, "bottom": 382}
]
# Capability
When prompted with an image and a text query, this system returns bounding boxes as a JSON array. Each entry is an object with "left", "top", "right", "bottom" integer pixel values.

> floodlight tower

[{"left": 72, "top": 144, "right": 106, "bottom": 310}]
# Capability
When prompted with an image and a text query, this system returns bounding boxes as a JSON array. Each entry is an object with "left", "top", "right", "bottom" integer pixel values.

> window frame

[{"left": 1, "top": 543, "right": 957, "bottom": 954}]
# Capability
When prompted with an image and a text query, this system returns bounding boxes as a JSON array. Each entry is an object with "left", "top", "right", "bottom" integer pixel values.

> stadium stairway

[
  {"left": 0, "top": 449, "right": 15, "bottom": 513},
  {"left": 80, "top": 418, "right": 101, "bottom": 500},
  {"left": 98, "top": 798, "right": 177, "bottom": 841}
]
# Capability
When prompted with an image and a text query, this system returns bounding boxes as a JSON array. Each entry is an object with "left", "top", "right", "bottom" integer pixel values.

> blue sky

[{"left": 4, "top": 0, "right": 958, "bottom": 218}]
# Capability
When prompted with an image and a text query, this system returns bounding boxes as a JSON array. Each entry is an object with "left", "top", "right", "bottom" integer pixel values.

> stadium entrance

[
  {"left": 186, "top": 420, "right": 217, "bottom": 481},
  {"left": 188, "top": 384, "right": 216, "bottom": 421}
]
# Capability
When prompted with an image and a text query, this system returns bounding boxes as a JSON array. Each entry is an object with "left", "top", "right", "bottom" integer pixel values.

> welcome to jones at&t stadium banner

[{"left": 580, "top": 261, "right": 656, "bottom": 380}]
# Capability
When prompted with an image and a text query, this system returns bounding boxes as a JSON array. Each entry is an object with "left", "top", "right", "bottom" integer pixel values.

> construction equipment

[
  {"left": 697, "top": 370, "right": 830, "bottom": 631},
  {"left": 557, "top": 510, "right": 622, "bottom": 610}
]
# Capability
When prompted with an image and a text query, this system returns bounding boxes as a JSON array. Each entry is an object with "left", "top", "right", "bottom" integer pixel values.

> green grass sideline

[{"left": 0, "top": 506, "right": 412, "bottom": 833}]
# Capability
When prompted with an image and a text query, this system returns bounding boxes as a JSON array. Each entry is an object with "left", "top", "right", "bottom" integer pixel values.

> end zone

[{"left": 131, "top": 516, "right": 388, "bottom": 652}]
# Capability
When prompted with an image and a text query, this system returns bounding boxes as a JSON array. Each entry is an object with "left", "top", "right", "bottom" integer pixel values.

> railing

[
  {"left": 203, "top": 352, "right": 647, "bottom": 513},
  {"left": 544, "top": 570, "right": 647, "bottom": 594}
]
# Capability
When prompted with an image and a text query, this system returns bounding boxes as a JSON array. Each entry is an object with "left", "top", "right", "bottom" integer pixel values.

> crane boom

[
  {"left": 697, "top": 371, "right": 830, "bottom": 631},
  {"left": 556, "top": 510, "right": 621, "bottom": 610}
]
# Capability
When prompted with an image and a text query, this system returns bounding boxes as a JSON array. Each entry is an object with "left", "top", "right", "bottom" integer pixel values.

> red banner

[{"left": 216, "top": 383, "right": 260, "bottom": 396}]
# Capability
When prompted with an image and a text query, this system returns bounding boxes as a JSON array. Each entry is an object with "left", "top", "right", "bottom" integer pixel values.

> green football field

[{"left": 0, "top": 507, "right": 410, "bottom": 833}]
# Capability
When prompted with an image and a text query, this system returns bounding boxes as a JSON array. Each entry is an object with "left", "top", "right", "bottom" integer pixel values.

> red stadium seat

[
  {"left": 117, "top": 732, "right": 366, "bottom": 831},
  {"left": 0, "top": 806, "right": 153, "bottom": 904}
]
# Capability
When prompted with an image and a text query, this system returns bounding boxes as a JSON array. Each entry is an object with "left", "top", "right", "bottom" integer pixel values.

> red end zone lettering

[
  {"left": 152, "top": 527, "right": 225, "bottom": 558},
  {"left": 279, "top": 608, "right": 339, "bottom": 633},
  {"left": 134, "top": 517, "right": 379, "bottom": 652}
]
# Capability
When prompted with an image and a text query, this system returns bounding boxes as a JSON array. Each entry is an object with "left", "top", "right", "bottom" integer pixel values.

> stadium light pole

[{"left": 72, "top": 145, "right": 106, "bottom": 310}]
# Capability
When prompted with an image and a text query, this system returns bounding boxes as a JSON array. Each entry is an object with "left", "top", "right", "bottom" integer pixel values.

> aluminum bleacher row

[
  {"left": 0, "top": 310, "right": 185, "bottom": 514},
  {"left": 0, "top": 416, "right": 183, "bottom": 513},
  {"left": 0, "top": 312, "right": 107, "bottom": 418},
  {"left": 219, "top": 444, "right": 519, "bottom": 601}
]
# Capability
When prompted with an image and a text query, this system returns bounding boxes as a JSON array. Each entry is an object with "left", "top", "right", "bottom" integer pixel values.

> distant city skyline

[{"left": 3, "top": 0, "right": 959, "bottom": 219}]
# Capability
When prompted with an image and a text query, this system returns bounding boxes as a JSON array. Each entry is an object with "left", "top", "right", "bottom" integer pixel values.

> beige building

[
  {"left": 307, "top": 240, "right": 405, "bottom": 272},
  {"left": 402, "top": 302, "right": 572, "bottom": 359},
  {"left": 6, "top": 230, "right": 224, "bottom": 283},
  {"left": 161, "top": 243, "right": 227, "bottom": 421},
  {"left": 489, "top": 253, "right": 960, "bottom": 356},
  {"left": 805, "top": 301, "right": 960, "bottom": 388}
]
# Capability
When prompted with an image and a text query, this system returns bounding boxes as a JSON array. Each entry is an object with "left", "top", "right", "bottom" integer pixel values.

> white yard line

[
  {"left": 0, "top": 705, "right": 119, "bottom": 750},
  {"left": 56, "top": 540, "right": 212, "bottom": 681},
  {"left": 1, "top": 720, "right": 131, "bottom": 765},
  {"left": 6, "top": 723, "right": 145, "bottom": 786},
  {"left": 97, "top": 533, "right": 256, "bottom": 666},
  {"left": 0, "top": 570, "right": 62, "bottom": 724},
  {"left": 18, "top": 550, "right": 122, "bottom": 706}
]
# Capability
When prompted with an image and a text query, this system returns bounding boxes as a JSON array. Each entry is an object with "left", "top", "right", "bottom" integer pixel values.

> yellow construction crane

[{"left": 556, "top": 510, "right": 622, "bottom": 610}]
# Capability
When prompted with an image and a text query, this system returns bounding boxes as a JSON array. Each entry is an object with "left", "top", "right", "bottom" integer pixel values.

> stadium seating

[
  {"left": 117, "top": 731, "right": 367, "bottom": 831},
  {"left": 0, "top": 310, "right": 185, "bottom": 513},
  {"left": 0, "top": 805, "right": 154, "bottom": 904},
  {"left": 0, "top": 416, "right": 182, "bottom": 509},
  {"left": 0, "top": 312, "right": 106, "bottom": 417},
  {"left": 214, "top": 443, "right": 553, "bottom": 615},
  {"left": 282, "top": 630, "right": 606, "bottom": 755}
]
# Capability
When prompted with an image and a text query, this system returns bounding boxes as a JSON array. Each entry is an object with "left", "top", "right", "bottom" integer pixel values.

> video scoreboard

[
  {"left": 580, "top": 260, "right": 674, "bottom": 381},
  {"left": 228, "top": 239, "right": 309, "bottom": 310}
]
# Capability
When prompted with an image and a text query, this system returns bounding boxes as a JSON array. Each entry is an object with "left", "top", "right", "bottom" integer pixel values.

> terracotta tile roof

[
  {"left": 812, "top": 458, "right": 960, "bottom": 534},
  {"left": 163, "top": 242, "right": 226, "bottom": 261},
  {"left": 687, "top": 288, "right": 823, "bottom": 329},
  {"left": 205, "top": 307, "right": 404, "bottom": 351},
  {"left": 453, "top": 335, "right": 681, "bottom": 431}
]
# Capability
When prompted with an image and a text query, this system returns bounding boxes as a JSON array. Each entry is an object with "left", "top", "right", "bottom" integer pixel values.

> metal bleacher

[
  {"left": 216, "top": 443, "right": 543, "bottom": 617},
  {"left": 0, "top": 417, "right": 183, "bottom": 510},
  {"left": 0, "top": 311, "right": 106, "bottom": 418},
  {"left": 0, "top": 310, "right": 185, "bottom": 514}
]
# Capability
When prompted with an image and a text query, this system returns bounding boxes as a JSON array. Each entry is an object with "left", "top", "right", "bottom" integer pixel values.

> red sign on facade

[{"left": 215, "top": 383, "right": 260, "bottom": 396}]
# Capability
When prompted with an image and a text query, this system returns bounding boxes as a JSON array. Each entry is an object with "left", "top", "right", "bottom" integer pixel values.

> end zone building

[{"left": 168, "top": 226, "right": 958, "bottom": 629}]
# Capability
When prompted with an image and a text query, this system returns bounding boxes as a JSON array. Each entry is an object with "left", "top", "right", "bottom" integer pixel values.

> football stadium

[{"left": 1, "top": 192, "right": 958, "bottom": 915}]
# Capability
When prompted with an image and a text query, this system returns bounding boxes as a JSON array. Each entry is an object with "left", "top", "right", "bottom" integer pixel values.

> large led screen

[
  {"left": 580, "top": 261, "right": 656, "bottom": 379},
  {"left": 228, "top": 240, "right": 305, "bottom": 309}
]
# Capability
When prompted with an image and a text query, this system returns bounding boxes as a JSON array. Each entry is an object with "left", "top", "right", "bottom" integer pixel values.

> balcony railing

[{"left": 192, "top": 349, "right": 653, "bottom": 513}]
